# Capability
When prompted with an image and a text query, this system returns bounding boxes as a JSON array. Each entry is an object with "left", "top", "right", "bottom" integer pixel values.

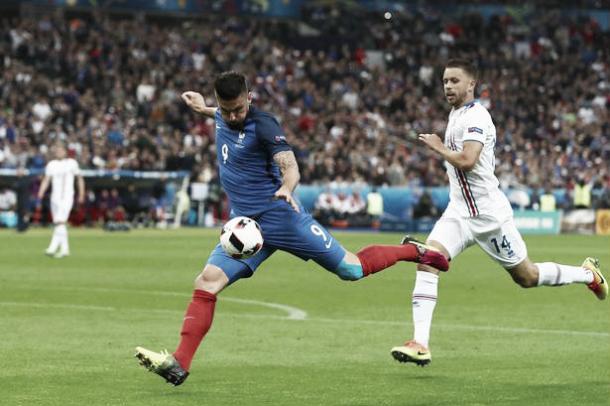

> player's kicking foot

[
  {"left": 391, "top": 340, "right": 431, "bottom": 367},
  {"left": 583, "top": 257, "right": 607, "bottom": 300},
  {"left": 135, "top": 347, "right": 189, "bottom": 386},
  {"left": 401, "top": 235, "right": 449, "bottom": 272}
]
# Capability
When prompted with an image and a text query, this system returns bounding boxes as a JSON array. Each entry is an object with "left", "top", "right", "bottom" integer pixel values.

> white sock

[
  {"left": 57, "top": 224, "right": 69, "bottom": 254},
  {"left": 47, "top": 226, "right": 60, "bottom": 253},
  {"left": 412, "top": 271, "right": 439, "bottom": 348},
  {"left": 536, "top": 262, "right": 594, "bottom": 286}
]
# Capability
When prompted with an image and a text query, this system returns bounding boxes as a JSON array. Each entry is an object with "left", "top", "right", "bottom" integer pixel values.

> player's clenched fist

[{"left": 181, "top": 91, "right": 206, "bottom": 112}]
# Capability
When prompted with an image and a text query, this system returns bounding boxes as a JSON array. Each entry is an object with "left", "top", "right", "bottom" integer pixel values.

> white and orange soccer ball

[{"left": 220, "top": 216, "right": 264, "bottom": 259}]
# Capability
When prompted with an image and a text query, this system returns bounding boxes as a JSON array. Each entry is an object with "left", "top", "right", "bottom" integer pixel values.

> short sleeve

[
  {"left": 462, "top": 109, "right": 487, "bottom": 144},
  {"left": 255, "top": 114, "right": 292, "bottom": 155},
  {"left": 71, "top": 159, "right": 81, "bottom": 175},
  {"left": 44, "top": 162, "right": 53, "bottom": 176}
]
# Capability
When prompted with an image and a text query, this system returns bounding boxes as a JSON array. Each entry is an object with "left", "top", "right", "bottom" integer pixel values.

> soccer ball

[{"left": 220, "top": 216, "right": 264, "bottom": 259}]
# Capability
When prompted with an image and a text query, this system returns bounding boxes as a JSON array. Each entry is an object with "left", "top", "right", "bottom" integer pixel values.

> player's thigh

[
  {"left": 473, "top": 216, "right": 528, "bottom": 269},
  {"left": 260, "top": 208, "right": 345, "bottom": 272},
  {"left": 206, "top": 243, "right": 275, "bottom": 285},
  {"left": 51, "top": 200, "right": 73, "bottom": 223},
  {"left": 427, "top": 215, "right": 473, "bottom": 261}
]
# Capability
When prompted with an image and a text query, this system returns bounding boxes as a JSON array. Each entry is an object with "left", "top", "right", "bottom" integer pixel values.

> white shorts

[
  {"left": 427, "top": 207, "right": 528, "bottom": 269},
  {"left": 51, "top": 200, "right": 74, "bottom": 223}
]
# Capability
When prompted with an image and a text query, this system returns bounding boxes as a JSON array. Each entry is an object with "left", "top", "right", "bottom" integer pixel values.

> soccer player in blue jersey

[{"left": 134, "top": 71, "right": 449, "bottom": 386}]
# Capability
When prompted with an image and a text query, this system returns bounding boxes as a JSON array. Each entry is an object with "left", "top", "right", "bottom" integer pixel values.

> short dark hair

[
  {"left": 445, "top": 58, "right": 478, "bottom": 80},
  {"left": 214, "top": 71, "right": 248, "bottom": 100}
]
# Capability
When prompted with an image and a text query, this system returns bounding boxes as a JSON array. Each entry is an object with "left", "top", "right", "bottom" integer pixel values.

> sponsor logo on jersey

[{"left": 468, "top": 127, "right": 483, "bottom": 134}]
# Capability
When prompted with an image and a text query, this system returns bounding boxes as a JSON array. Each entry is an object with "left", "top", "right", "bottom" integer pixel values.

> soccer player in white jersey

[
  {"left": 37, "top": 142, "right": 85, "bottom": 258},
  {"left": 391, "top": 58, "right": 607, "bottom": 366}
]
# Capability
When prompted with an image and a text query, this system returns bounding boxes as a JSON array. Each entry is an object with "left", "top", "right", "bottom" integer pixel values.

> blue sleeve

[{"left": 255, "top": 115, "right": 292, "bottom": 155}]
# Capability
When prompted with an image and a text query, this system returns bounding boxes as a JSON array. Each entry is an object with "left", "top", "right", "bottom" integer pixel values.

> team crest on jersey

[
  {"left": 234, "top": 131, "right": 246, "bottom": 148},
  {"left": 468, "top": 127, "right": 483, "bottom": 134},
  {"left": 274, "top": 135, "right": 286, "bottom": 142}
]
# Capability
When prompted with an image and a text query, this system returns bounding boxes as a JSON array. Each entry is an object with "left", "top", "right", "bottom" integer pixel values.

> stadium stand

[{"left": 0, "top": 2, "right": 608, "bottom": 226}]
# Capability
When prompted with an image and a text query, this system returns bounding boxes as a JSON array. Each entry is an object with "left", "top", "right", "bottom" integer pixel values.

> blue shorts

[{"left": 207, "top": 202, "right": 346, "bottom": 284}]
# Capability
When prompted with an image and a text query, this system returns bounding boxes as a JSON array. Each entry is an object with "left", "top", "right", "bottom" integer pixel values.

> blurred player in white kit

[{"left": 37, "top": 142, "right": 85, "bottom": 258}]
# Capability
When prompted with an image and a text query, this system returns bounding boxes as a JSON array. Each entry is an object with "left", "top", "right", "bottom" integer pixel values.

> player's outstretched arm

[
  {"left": 181, "top": 91, "right": 217, "bottom": 118},
  {"left": 418, "top": 134, "right": 482, "bottom": 171},
  {"left": 273, "top": 150, "right": 300, "bottom": 212}
]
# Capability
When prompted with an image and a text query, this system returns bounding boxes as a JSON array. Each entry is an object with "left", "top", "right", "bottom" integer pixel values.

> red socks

[
  {"left": 357, "top": 244, "right": 419, "bottom": 276},
  {"left": 173, "top": 289, "right": 217, "bottom": 371}
]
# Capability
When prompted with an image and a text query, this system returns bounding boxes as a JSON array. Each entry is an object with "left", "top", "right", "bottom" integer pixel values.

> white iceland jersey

[
  {"left": 443, "top": 100, "right": 511, "bottom": 218},
  {"left": 45, "top": 158, "right": 80, "bottom": 203}
]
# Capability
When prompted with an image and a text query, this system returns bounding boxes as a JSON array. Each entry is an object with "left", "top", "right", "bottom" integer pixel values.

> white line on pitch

[
  {"left": 1, "top": 301, "right": 606, "bottom": 338},
  {"left": 297, "top": 316, "right": 610, "bottom": 338},
  {"left": 0, "top": 301, "right": 115, "bottom": 312},
  {"left": 0, "top": 285, "right": 308, "bottom": 321},
  {"left": 221, "top": 297, "right": 306, "bottom": 320}
]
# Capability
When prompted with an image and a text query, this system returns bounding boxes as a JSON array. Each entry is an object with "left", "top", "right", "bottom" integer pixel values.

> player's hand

[
  {"left": 273, "top": 186, "right": 300, "bottom": 213},
  {"left": 181, "top": 91, "right": 207, "bottom": 113},
  {"left": 418, "top": 133, "right": 444, "bottom": 152}
]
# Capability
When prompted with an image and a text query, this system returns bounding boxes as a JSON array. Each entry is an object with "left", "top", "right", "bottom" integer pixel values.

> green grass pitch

[{"left": 0, "top": 228, "right": 608, "bottom": 405}]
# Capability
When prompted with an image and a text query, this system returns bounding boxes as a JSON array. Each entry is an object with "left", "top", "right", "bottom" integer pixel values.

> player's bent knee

[
  {"left": 510, "top": 271, "right": 537, "bottom": 288},
  {"left": 195, "top": 265, "right": 229, "bottom": 294},
  {"left": 508, "top": 261, "right": 538, "bottom": 288}
]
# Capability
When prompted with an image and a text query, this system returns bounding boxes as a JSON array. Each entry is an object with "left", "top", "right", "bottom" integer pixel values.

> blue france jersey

[{"left": 215, "top": 106, "right": 292, "bottom": 216}]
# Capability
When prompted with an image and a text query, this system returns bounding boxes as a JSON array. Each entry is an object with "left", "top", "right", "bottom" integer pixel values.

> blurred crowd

[{"left": 0, "top": 5, "right": 609, "bottom": 202}]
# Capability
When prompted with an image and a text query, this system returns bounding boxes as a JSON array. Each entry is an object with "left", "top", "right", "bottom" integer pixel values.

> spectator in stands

[
  {"left": 173, "top": 182, "right": 191, "bottom": 228},
  {"left": 97, "top": 189, "right": 111, "bottom": 224},
  {"left": 203, "top": 171, "right": 223, "bottom": 226},
  {"left": 366, "top": 187, "right": 384, "bottom": 221},
  {"left": 0, "top": 185, "right": 17, "bottom": 227},
  {"left": 539, "top": 185, "right": 557, "bottom": 212},
  {"left": 14, "top": 167, "right": 32, "bottom": 231},
  {"left": 313, "top": 187, "right": 336, "bottom": 226},
  {"left": 345, "top": 190, "right": 370, "bottom": 227},
  {"left": 122, "top": 183, "right": 147, "bottom": 226},
  {"left": 0, "top": 7, "right": 607, "bottom": 198},
  {"left": 332, "top": 192, "right": 350, "bottom": 222},
  {"left": 108, "top": 188, "right": 126, "bottom": 222},
  {"left": 573, "top": 176, "right": 592, "bottom": 209},
  {"left": 594, "top": 177, "right": 610, "bottom": 209},
  {"left": 413, "top": 190, "right": 438, "bottom": 219},
  {"left": 151, "top": 178, "right": 168, "bottom": 227},
  {"left": 347, "top": 191, "right": 366, "bottom": 217}
]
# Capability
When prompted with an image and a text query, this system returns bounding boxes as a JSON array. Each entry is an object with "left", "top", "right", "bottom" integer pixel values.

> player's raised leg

[
  {"left": 300, "top": 229, "right": 450, "bottom": 281},
  {"left": 478, "top": 219, "right": 606, "bottom": 300},
  {"left": 260, "top": 206, "right": 449, "bottom": 282},
  {"left": 353, "top": 236, "right": 449, "bottom": 277},
  {"left": 507, "top": 257, "right": 607, "bottom": 300}
]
